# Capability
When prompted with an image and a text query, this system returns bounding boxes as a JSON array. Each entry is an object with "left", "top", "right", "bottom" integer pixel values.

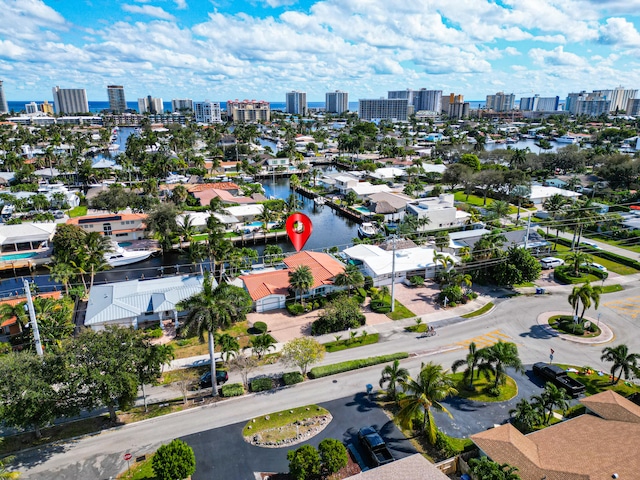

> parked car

[
  {"left": 199, "top": 370, "right": 228, "bottom": 388},
  {"left": 358, "top": 426, "right": 394, "bottom": 467},
  {"left": 579, "top": 240, "right": 600, "bottom": 249},
  {"left": 540, "top": 257, "right": 564, "bottom": 269},
  {"left": 532, "top": 363, "right": 586, "bottom": 397},
  {"left": 53, "top": 210, "right": 65, "bottom": 219},
  {"left": 589, "top": 262, "right": 608, "bottom": 273}
]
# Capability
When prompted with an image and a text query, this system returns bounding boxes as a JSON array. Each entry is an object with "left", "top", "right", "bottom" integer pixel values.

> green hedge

[
  {"left": 283, "top": 371, "right": 304, "bottom": 385},
  {"left": 287, "top": 303, "right": 306, "bottom": 316},
  {"left": 308, "top": 352, "right": 409, "bottom": 379},
  {"left": 554, "top": 265, "right": 606, "bottom": 284},
  {"left": 370, "top": 300, "right": 391, "bottom": 313},
  {"left": 250, "top": 377, "right": 275, "bottom": 392},
  {"left": 253, "top": 321, "right": 268, "bottom": 334},
  {"left": 541, "top": 231, "right": 640, "bottom": 269},
  {"left": 221, "top": 383, "right": 244, "bottom": 397}
]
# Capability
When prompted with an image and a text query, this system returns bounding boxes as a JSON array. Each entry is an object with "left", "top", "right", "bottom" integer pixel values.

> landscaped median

[{"left": 308, "top": 352, "right": 409, "bottom": 379}]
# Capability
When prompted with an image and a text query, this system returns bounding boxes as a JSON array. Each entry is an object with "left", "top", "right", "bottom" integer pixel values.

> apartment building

[
  {"left": 52, "top": 86, "right": 89, "bottom": 114},
  {"left": 193, "top": 101, "right": 221, "bottom": 123},
  {"left": 486, "top": 91, "right": 515, "bottom": 111},
  {"left": 107, "top": 85, "right": 127, "bottom": 113},
  {"left": 358, "top": 98, "right": 408, "bottom": 121},
  {"left": 520, "top": 95, "right": 559, "bottom": 112},
  {"left": 226, "top": 100, "right": 270, "bottom": 122},
  {"left": 325, "top": 90, "right": 349, "bottom": 114},
  {"left": 0, "top": 80, "right": 7, "bottom": 114},
  {"left": 138, "top": 95, "right": 163, "bottom": 114},
  {"left": 172, "top": 99, "right": 193, "bottom": 112},
  {"left": 286, "top": 91, "right": 307, "bottom": 115}
]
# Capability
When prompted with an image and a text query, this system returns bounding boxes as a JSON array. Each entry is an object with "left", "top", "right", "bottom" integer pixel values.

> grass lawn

[
  {"left": 461, "top": 302, "right": 494, "bottom": 318},
  {"left": 68, "top": 205, "right": 87, "bottom": 217},
  {"left": 170, "top": 321, "right": 252, "bottom": 359},
  {"left": 514, "top": 281, "right": 535, "bottom": 287},
  {"left": 601, "top": 284, "right": 623, "bottom": 293},
  {"left": 118, "top": 454, "right": 155, "bottom": 479},
  {"left": 450, "top": 373, "right": 518, "bottom": 402},
  {"left": 556, "top": 363, "right": 640, "bottom": 397},
  {"left": 452, "top": 192, "right": 520, "bottom": 214},
  {"left": 548, "top": 315, "right": 601, "bottom": 338},
  {"left": 386, "top": 300, "right": 416, "bottom": 320},
  {"left": 242, "top": 405, "right": 329, "bottom": 437},
  {"left": 323, "top": 333, "right": 379, "bottom": 352},
  {"left": 551, "top": 244, "right": 640, "bottom": 275}
]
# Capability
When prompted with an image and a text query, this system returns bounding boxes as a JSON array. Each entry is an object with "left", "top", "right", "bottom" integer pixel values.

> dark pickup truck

[
  {"left": 358, "top": 426, "right": 394, "bottom": 467},
  {"left": 533, "top": 363, "right": 586, "bottom": 397}
]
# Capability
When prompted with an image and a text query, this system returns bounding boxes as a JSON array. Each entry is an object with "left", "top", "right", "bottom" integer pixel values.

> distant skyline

[{"left": 2, "top": 1, "right": 640, "bottom": 102}]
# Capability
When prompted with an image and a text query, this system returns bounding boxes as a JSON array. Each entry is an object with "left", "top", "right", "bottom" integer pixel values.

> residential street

[{"left": 12, "top": 283, "right": 640, "bottom": 479}]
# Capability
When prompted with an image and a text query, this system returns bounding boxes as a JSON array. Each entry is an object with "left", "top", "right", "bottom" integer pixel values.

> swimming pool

[
  {"left": 0, "top": 252, "right": 38, "bottom": 261},
  {"left": 118, "top": 242, "right": 132, "bottom": 247},
  {"left": 353, "top": 206, "right": 372, "bottom": 215},
  {"left": 246, "top": 221, "right": 263, "bottom": 228}
]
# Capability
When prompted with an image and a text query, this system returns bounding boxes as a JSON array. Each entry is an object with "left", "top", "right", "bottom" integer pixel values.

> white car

[
  {"left": 589, "top": 262, "right": 608, "bottom": 273},
  {"left": 540, "top": 257, "right": 564, "bottom": 269},
  {"left": 580, "top": 240, "right": 601, "bottom": 250}
]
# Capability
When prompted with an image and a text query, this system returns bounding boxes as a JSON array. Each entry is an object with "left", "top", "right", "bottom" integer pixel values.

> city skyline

[{"left": 1, "top": 1, "right": 640, "bottom": 102}]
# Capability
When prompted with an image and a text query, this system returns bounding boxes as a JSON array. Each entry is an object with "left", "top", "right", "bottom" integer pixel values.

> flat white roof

[
  {"left": 224, "top": 204, "right": 264, "bottom": 217},
  {"left": 344, "top": 245, "right": 456, "bottom": 276},
  {"left": 530, "top": 185, "right": 581, "bottom": 200},
  {"left": 350, "top": 183, "right": 391, "bottom": 195}
]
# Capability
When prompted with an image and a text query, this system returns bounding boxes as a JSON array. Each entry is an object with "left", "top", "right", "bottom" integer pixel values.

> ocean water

[{"left": 7, "top": 100, "right": 487, "bottom": 115}]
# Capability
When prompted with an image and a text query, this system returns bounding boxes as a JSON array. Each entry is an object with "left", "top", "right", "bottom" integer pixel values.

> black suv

[{"left": 199, "top": 370, "right": 229, "bottom": 388}]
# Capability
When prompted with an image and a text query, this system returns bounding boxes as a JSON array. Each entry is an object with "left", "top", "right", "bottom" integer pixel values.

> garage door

[{"left": 257, "top": 295, "right": 284, "bottom": 313}]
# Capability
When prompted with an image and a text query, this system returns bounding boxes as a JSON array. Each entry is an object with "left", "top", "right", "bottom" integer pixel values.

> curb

[{"left": 536, "top": 311, "right": 615, "bottom": 345}]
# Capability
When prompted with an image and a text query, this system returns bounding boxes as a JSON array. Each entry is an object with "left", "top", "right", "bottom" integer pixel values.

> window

[{"left": 103, "top": 223, "right": 112, "bottom": 236}]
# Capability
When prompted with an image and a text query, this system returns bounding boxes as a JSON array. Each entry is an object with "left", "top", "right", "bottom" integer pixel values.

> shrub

[
  {"left": 311, "top": 296, "right": 365, "bottom": 335},
  {"left": 152, "top": 439, "right": 196, "bottom": 480},
  {"left": 449, "top": 302, "right": 457, "bottom": 308},
  {"left": 308, "top": 352, "right": 409, "bottom": 379},
  {"left": 370, "top": 299, "right": 391, "bottom": 313},
  {"left": 356, "top": 287, "right": 367, "bottom": 298},
  {"left": 288, "top": 444, "right": 321, "bottom": 480},
  {"left": 144, "top": 327, "right": 163, "bottom": 338},
  {"left": 318, "top": 438, "right": 348, "bottom": 474},
  {"left": 439, "top": 285, "right": 463, "bottom": 304},
  {"left": 283, "top": 371, "right": 304, "bottom": 385},
  {"left": 251, "top": 377, "right": 275, "bottom": 392},
  {"left": 410, "top": 276, "right": 425, "bottom": 287},
  {"left": 287, "top": 303, "right": 306, "bottom": 316},
  {"left": 486, "top": 386, "right": 501, "bottom": 397},
  {"left": 221, "top": 383, "right": 244, "bottom": 397},
  {"left": 253, "top": 321, "right": 268, "bottom": 334},
  {"left": 364, "top": 275, "right": 374, "bottom": 289}
]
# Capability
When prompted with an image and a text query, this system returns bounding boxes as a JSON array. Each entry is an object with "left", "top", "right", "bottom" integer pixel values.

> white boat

[
  {"left": 505, "top": 137, "right": 518, "bottom": 144},
  {"left": 358, "top": 222, "right": 378, "bottom": 238},
  {"left": 165, "top": 173, "right": 189, "bottom": 184},
  {"left": 105, "top": 243, "right": 155, "bottom": 267},
  {"left": 108, "top": 143, "right": 120, "bottom": 151},
  {"left": 556, "top": 135, "right": 578, "bottom": 144},
  {"left": 314, "top": 197, "right": 326, "bottom": 205}
]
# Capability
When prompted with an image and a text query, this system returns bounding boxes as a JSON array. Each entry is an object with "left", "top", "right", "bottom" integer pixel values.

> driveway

[
  {"left": 181, "top": 394, "right": 417, "bottom": 480},
  {"left": 391, "top": 282, "right": 442, "bottom": 316}
]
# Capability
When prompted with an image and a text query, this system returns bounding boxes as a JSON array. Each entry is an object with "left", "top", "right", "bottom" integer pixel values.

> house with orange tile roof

[
  {"left": 239, "top": 251, "right": 346, "bottom": 312},
  {"left": 0, "top": 291, "right": 62, "bottom": 341},
  {"left": 67, "top": 213, "right": 147, "bottom": 241},
  {"left": 470, "top": 390, "right": 640, "bottom": 480},
  {"left": 185, "top": 182, "right": 267, "bottom": 206}
]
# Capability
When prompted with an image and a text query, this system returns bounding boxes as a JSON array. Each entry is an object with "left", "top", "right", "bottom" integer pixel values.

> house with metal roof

[{"left": 84, "top": 274, "right": 206, "bottom": 331}]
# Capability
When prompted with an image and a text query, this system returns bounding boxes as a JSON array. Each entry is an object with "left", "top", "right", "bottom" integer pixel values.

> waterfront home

[
  {"left": 0, "top": 222, "right": 56, "bottom": 254},
  {"left": 347, "top": 182, "right": 392, "bottom": 201},
  {"left": 224, "top": 204, "right": 264, "bottom": 224},
  {"left": 405, "top": 194, "right": 470, "bottom": 232},
  {"left": 334, "top": 174, "right": 360, "bottom": 194},
  {"left": 365, "top": 192, "right": 412, "bottom": 222},
  {"left": 343, "top": 244, "right": 455, "bottom": 287},
  {"left": 368, "top": 167, "right": 405, "bottom": 182},
  {"left": 186, "top": 182, "right": 266, "bottom": 206},
  {"left": 0, "top": 291, "right": 62, "bottom": 342},
  {"left": 67, "top": 213, "right": 147, "bottom": 241},
  {"left": 471, "top": 390, "right": 640, "bottom": 480},
  {"left": 238, "top": 251, "right": 345, "bottom": 312},
  {"left": 84, "top": 274, "right": 206, "bottom": 331}
]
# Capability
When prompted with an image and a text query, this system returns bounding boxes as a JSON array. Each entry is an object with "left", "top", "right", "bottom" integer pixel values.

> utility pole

[
  {"left": 390, "top": 234, "right": 396, "bottom": 313},
  {"left": 23, "top": 279, "right": 43, "bottom": 357},
  {"left": 524, "top": 214, "right": 532, "bottom": 249}
]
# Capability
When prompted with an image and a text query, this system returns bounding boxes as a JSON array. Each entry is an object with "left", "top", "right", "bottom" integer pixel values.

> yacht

[
  {"left": 108, "top": 143, "right": 120, "bottom": 151},
  {"left": 314, "top": 196, "right": 326, "bottom": 205},
  {"left": 358, "top": 222, "right": 379, "bottom": 238},
  {"left": 105, "top": 242, "right": 155, "bottom": 267},
  {"left": 556, "top": 135, "right": 578, "bottom": 144}
]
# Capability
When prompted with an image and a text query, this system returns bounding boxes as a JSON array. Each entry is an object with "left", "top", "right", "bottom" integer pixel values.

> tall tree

[
  {"left": 397, "top": 362, "right": 457, "bottom": 445},
  {"left": 481, "top": 341, "right": 524, "bottom": 389},
  {"left": 288, "top": 265, "right": 314, "bottom": 305},
  {"left": 451, "top": 342, "right": 492, "bottom": 391},
  {"left": 379, "top": 359, "right": 409, "bottom": 401},
  {"left": 531, "top": 382, "right": 569, "bottom": 425},
  {"left": 509, "top": 398, "right": 541, "bottom": 434},
  {"left": 565, "top": 250, "right": 592, "bottom": 277},
  {"left": 178, "top": 274, "right": 252, "bottom": 396},
  {"left": 568, "top": 281, "right": 601, "bottom": 321},
  {"left": 146, "top": 203, "right": 179, "bottom": 254},
  {"left": 601, "top": 344, "right": 640, "bottom": 384},
  {"left": 334, "top": 264, "right": 364, "bottom": 295}
]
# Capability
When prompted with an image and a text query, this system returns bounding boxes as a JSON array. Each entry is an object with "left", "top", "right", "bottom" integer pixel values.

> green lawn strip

[
  {"left": 554, "top": 363, "right": 640, "bottom": 397},
  {"left": 170, "top": 321, "right": 251, "bottom": 358},
  {"left": 242, "top": 405, "right": 329, "bottom": 437},
  {"left": 119, "top": 454, "right": 156, "bottom": 479},
  {"left": 549, "top": 241, "right": 640, "bottom": 275},
  {"left": 323, "top": 333, "right": 379, "bottom": 353},
  {"left": 514, "top": 281, "right": 535, "bottom": 287},
  {"left": 453, "top": 192, "right": 494, "bottom": 207},
  {"left": 601, "top": 284, "right": 623, "bottom": 293},
  {"left": 386, "top": 300, "right": 415, "bottom": 320},
  {"left": 461, "top": 302, "right": 494, "bottom": 318},
  {"left": 68, "top": 206, "right": 87, "bottom": 217},
  {"left": 308, "top": 352, "right": 409, "bottom": 379},
  {"left": 450, "top": 373, "right": 518, "bottom": 402},
  {"left": 547, "top": 315, "right": 601, "bottom": 338},
  {"left": 405, "top": 323, "right": 428, "bottom": 333}
]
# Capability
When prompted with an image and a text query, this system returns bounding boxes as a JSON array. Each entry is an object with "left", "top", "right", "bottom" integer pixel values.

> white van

[{"left": 540, "top": 257, "right": 564, "bottom": 269}]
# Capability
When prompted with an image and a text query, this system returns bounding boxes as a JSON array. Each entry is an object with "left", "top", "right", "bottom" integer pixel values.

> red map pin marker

[{"left": 286, "top": 213, "right": 313, "bottom": 252}]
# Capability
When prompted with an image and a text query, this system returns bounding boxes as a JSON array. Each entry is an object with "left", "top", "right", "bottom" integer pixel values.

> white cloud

[
  {"left": 505, "top": 47, "right": 521, "bottom": 56},
  {"left": 599, "top": 17, "right": 640, "bottom": 47},
  {"left": 174, "top": 0, "right": 188, "bottom": 9},
  {"left": 262, "top": 0, "right": 298, "bottom": 7},
  {"left": 529, "top": 46, "right": 588, "bottom": 67},
  {"left": 121, "top": 4, "right": 176, "bottom": 21}
]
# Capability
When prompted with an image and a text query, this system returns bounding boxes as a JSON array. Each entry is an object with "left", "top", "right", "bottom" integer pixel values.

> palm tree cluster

[
  {"left": 567, "top": 281, "right": 602, "bottom": 322},
  {"left": 601, "top": 344, "right": 640, "bottom": 384},
  {"left": 509, "top": 382, "right": 569, "bottom": 433},
  {"left": 451, "top": 341, "right": 524, "bottom": 391}
]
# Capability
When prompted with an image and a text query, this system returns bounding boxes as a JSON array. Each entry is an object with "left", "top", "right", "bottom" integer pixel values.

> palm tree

[
  {"left": 379, "top": 360, "right": 409, "bottom": 401},
  {"left": 531, "top": 382, "right": 569, "bottom": 425},
  {"left": 178, "top": 214, "right": 197, "bottom": 248},
  {"left": 79, "top": 232, "right": 113, "bottom": 289},
  {"left": 542, "top": 193, "right": 568, "bottom": 245},
  {"left": 509, "top": 398, "right": 540, "bottom": 433},
  {"left": 472, "top": 231, "right": 507, "bottom": 261},
  {"left": 451, "top": 342, "right": 492, "bottom": 391},
  {"left": 178, "top": 274, "right": 252, "bottom": 396},
  {"left": 480, "top": 341, "right": 524, "bottom": 388},
  {"left": 565, "top": 250, "right": 592, "bottom": 277},
  {"left": 565, "top": 199, "right": 602, "bottom": 250},
  {"left": 215, "top": 333, "right": 240, "bottom": 364},
  {"left": 601, "top": 344, "right": 640, "bottom": 384},
  {"left": 334, "top": 264, "right": 364, "bottom": 295},
  {"left": 568, "top": 281, "right": 601, "bottom": 321},
  {"left": 288, "top": 265, "right": 314, "bottom": 305},
  {"left": 249, "top": 333, "right": 276, "bottom": 359},
  {"left": 486, "top": 200, "right": 511, "bottom": 225},
  {"left": 397, "top": 362, "right": 457, "bottom": 445}
]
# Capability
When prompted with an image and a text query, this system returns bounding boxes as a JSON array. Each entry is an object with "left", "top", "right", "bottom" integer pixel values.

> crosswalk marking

[
  {"left": 604, "top": 296, "right": 640, "bottom": 319},
  {"left": 455, "top": 329, "right": 512, "bottom": 349}
]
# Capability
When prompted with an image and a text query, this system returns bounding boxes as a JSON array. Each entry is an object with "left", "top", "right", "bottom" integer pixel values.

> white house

[
  {"left": 84, "top": 275, "right": 206, "bottom": 331},
  {"left": 348, "top": 182, "right": 392, "bottom": 200},
  {"left": 529, "top": 185, "right": 581, "bottom": 204},
  {"left": 223, "top": 204, "right": 264, "bottom": 223},
  {"left": 405, "top": 193, "right": 470, "bottom": 231}
]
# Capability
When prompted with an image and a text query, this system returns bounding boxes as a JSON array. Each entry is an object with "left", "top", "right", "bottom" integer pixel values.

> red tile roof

[
  {"left": 67, "top": 213, "right": 147, "bottom": 225},
  {"left": 0, "top": 291, "right": 62, "bottom": 327},
  {"left": 187, "top": 182, "right": 239, "bottom": 192}
]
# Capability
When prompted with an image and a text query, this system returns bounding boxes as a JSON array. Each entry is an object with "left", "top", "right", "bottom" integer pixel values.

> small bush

[
  {"left": 283, "top": 371, "right": 304, "bottom": 385},
  {"left": 308, "top": 352, "right": 409, "bottom": 379},
  {"left": 221, "top": 383, "right": 244, "bottom": 397},
  {"left": 287, "top": 303, "right": 306, "bottom": 316},
  {"left": 251, "top": 377, "right": 275, "bottom": 392},
  {"left": 353, "top": 294, "right": 366, "bottom": 304},
  {"left": 253, "top": 321, "right": 268, "bottom": 334},
  {"left": 356, "top": 287, "right": 367, "bottom": 298},
  {"left": 370, "top": 299, "right": 391, "bottom": 313},
  {"left": 145, "top": 327, "right": 163, "bottom": 338},
  {"left": 449, "top": 301, "right": 457, "bottom": 308},
  {"left": 486, "top": 386, "right": 501, "bottom": 397}
]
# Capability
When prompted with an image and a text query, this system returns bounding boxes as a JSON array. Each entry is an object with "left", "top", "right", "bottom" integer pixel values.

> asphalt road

[{"left": 13, "top": 285, "right": 640, "bottom": 479}]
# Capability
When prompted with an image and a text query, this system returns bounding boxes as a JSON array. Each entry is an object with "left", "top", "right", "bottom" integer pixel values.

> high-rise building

[
  {"left": 485, "top": 92, "right": 515, "bottom": 112},
  {"left": 520, "top": 95, "right": 559, "bottom": 112},
  {"left": 626, "top": 98, "right": 640, "bottom": 116},
  {"left": 107, "top": 85, "right": 127, "bottom": 113},
  {"left": 193, "top": 101, "right": 221, "bottom": 123},
  {"left": 358, "top": 98, "right": 408, "bottom": 121},
  {"left": 226, "top": 100, "right": 271, "bottom": 122},
  {"left": 286, "top": 91, "right": 307, "bottom": 115},
  {"left": 138, "top": 95, "right": 163, "bottom": 114},
  {"left": 52, "top": 86, "right": 89, "bottom": 115},
  {"left": 0, "top": 80, "right": 8, "bottom": 114},
  {"left": 25, "top": 102, "right": 38, "bottom": 114},
  {"left": 325, "top": 91, "right": 349, "bottom": 114},
  {"left": 172, "top": 99, "right": 193, "bottom": 112},
  {"left": 593, "top": 87, "right": 637, "bottom": 112},
  {"left": 388, "top": 89, "right": 443, "bottom": 113},
  {"left": 41, "top": 101, "right": 54, "bottom": 115},
  {"left": 441, "top": 93, "right": 469, "bottom": 119}
]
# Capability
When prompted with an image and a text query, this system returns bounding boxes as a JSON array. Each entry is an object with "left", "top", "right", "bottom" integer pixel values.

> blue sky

[{"left": 2, "top": 0, "right": 640, "bottom": 102}]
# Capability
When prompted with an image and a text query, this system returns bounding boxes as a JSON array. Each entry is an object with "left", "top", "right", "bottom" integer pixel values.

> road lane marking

[
  {"left": 604, "top": 296, "right": 640, "bottom": 319},
  {"left": 455, "top": 329, "right": 512, "bottom": 349}
]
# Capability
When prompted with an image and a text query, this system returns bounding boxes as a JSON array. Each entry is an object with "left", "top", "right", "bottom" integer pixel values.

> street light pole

[
  {"left": 23, "top": 279, "right": 43, "bottom": 357},
  {"left": 390, "top": 234, "right": 396, "bottom": 313}
]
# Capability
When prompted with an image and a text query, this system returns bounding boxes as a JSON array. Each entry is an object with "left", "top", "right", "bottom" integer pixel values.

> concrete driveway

[{"left": 182, "top": 394, "right": 417, "bottom": 480}]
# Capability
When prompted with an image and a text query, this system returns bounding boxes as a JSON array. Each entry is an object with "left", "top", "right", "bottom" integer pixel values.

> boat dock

[{"left": 294, "top": 186, "right": 366, "bottom": 224}]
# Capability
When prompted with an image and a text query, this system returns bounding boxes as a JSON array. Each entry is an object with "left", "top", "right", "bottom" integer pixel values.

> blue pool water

[
  {"left": 118, "top": 242, "right": 132, "bottom": 247},
  {"left": 353, "top": 206, "right": 372, "bottom": 215},
  {"left": 246, "top": 221, "right": 263, "bottom": 228},
  {"left": 0, "top": 252, "right": 38, "bottom": 261}
]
